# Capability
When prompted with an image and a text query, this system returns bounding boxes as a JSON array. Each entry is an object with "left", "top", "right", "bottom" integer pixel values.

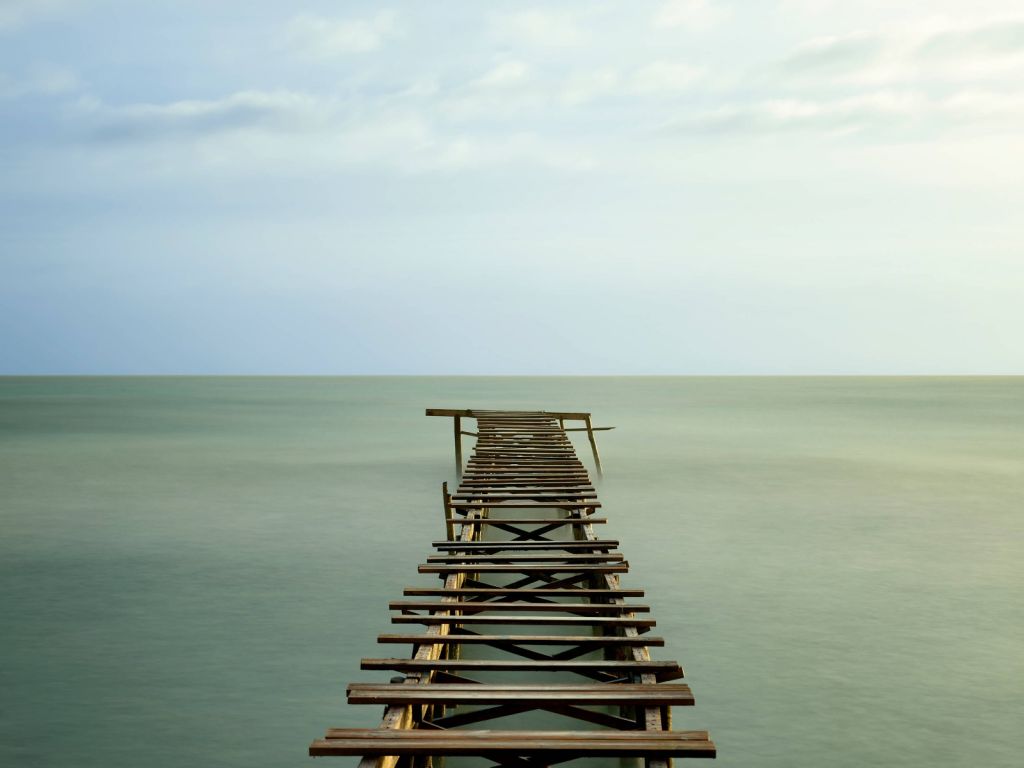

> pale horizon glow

[{"left": 1, "top": 1, "right": 1022, "bottom": 374}]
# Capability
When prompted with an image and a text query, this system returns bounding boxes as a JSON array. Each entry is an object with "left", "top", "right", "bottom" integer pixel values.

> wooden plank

[
  {"left": 431, "top": 539, "right": 619, "bottom": 550},
  {"left": 468, "top": 456, "right": 583, "bottom": 461},
  {"left": 451, "top": 517, "right": 607, "bottom": 524},
  {"left": 347, "top": 683, "right": 694, "bottom": 706},
  {"left": 312, "top": 730, "right": 715, "bottom": 758},
  {"left": 450, "top": 502, "right": 601, "bottom": 509},
  {"left": 391, "top": 615, "right": 656, "bottom": 628},
  {"left": 425, "top": 553, "right": 624, "bottom": 563},
  {"left": 378, "top": 633, "right": 665, "bottom": 647},
  {"left": 419, "top": 564, "right": 628, "bottom": 574},
  {"left": 389, "top": 600, "right": 649, "bottom": 613},
  {"left": 359, "top": 658, "right": 683, "bottom": 681},
  {"left": 452, "top": 493, "right": 599, "bottom": 501},
  {"left": 404, "top": 587, "right": 644, "bottom": 597},
  {"left": 463, "top": 466, "right": 588, "bottom": 471},
  {"left": 427, "top": 408, "right": 591, "bottom": 419},
  {"left": 456, "top": 483, "right": 596, "bottom": 489}
]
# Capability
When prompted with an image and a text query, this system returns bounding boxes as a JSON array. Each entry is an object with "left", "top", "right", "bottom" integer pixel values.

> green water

[{"left": 1, "top": 377, "right": 1021, "bottom": 767}]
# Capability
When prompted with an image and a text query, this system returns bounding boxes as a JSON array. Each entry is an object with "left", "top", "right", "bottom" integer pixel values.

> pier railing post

[
  {"left": 441, "top": 482, "right": 454, "bottom": 541},
  {"left": 585, "top": 415, "right": 604, "bottom": 478},
  {"left": 453, "top": 416, "right": 463, "bottom": 479}
]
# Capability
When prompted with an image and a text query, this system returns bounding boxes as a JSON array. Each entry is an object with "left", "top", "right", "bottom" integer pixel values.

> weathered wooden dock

[{"left": 309, "top": 408, "right": 715, "bottom": 766}]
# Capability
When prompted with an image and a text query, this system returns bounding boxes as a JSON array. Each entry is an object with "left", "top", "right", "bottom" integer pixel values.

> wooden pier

[{"left": 309, "top": 409, "right": 715, "bottom": 766}]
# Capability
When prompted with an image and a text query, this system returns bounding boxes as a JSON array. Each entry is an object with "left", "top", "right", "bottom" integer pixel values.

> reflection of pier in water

[{"left": 309, "top": 409, "right": 716, "bottom": 767}]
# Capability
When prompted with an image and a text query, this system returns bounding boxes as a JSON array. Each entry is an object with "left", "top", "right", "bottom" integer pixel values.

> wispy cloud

[
  {"left": 491, "top": 9, "right": 585, "bottom": 47},
  {"left": 0, "top": 0, "right": 71, "bottom": 32},
  {"left": 68, "top": 86, "right": 597, "bottom": 176},
  {"left": 653, "top": 0, "right": 726, "bottom": 30},
  {"left": 561, "top": 68, "right": 620, "bottom": 106},
  {"left": 669, "top": 88, "right": 1024, "bottom": 136},
  {"left": 779, "top": 33, "right": 883, "bottom": 75},
  {"left": 779, "top": 17, "right": 1024, "bottom": 81},
  {"left": 670, "top": 91, "right": 924, "bottom": 135},
  {"left": 632, "top": 61, "right": 703, "bottom": 93},
  {"left": 471, "top": 60, "right": 530, "bottom": 89},
  {"left": 0, "top": 63, "right": 78, "bottom": 99},
  {"left": 82, "top": 90, "right": 324, "bottom": 142},
  {"left": 284, "top": 11, "right": 399, "bottom": 57},
  {"left": 919, "top": 18, "right": 1024, "bottom": 57}
]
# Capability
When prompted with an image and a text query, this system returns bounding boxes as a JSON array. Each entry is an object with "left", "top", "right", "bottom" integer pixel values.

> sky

[{"left": 1, "top": 0, "right": 1022, "bottom": 374}]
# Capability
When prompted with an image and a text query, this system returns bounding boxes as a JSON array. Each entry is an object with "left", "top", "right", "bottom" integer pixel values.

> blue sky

[{"left": 1, "top": 0, "right": 1022, "bottom": 373}]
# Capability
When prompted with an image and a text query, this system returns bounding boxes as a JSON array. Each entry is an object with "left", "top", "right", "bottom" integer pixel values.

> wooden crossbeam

[
  {"left": 347, "top": 683, "right": 694, "bottom": 706},
  {"left": 419, "top": 564, "right": 629, "bottom": 574},
  {"left": 391, "top": 615, "right": 656, "bottom": 629},
  {"left": 452, "top": 518, "right": 606, "bottom": 525},
  {"left": 432, "top": 539, "right": 619, "bottom": 550},
  {"left": 389, "top": 600, "right": 650, "bottom": 613},
  {"left": 425, "top": 553, "right": 624, "bottom": 563},
  {"left": 403, "top": 587, "right": 645, "bottom": 597},
  {"left": 359, "top": 658, "right": 683, "bottom": 680},
  {"left": 377, "top": 633, "right": 664, "bottom": 647},
  {"left": 312, "top": 730, "right": 714, "bottom": 759}
]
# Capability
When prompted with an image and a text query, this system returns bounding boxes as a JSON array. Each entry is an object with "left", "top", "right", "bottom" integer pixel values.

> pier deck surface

[{"left": 309, "top": 408, "right": 715, "bottom": 767}]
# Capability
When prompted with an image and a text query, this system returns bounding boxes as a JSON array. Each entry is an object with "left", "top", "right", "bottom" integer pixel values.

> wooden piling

[{"left": 452, "top": 416, "right": 462, "bottom": 478}]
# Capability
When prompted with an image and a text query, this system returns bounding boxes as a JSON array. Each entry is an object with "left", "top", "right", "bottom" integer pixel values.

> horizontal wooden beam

[
  {"left": 403, "top": 586, "right": 644, "bottom": 597},
  {"left": 311, "top": 729, "right": 715, "bottom": 758},
  {"left": 346, "top": 682, "right": 694, "bottom": 706},
  {"left": 378, "top": 633, "right": 664, "bottom": 647},
  {"left": 427, "top": 408, "right": 592, "bottom": 420},
  {"left": 389, "top": 600, "right": 649, "bottom": 613},
  {"left": 391, "top": 615, "right": 656, "bottom": 628},
  {"left": 359, "top": 658, "right": 682, "bottom": 680}
]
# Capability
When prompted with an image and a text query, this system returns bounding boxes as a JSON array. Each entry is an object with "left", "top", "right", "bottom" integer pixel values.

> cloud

[
  {"left": 82, "top": 90, "right": 324, "bottom": 142},
  {"left": 632, "top": 61, "right": 703, "bottom": 93},
  {"left": 669, "top": 91, "right": 925, "bottom": 135},
  {"left": 471, "top": 60, "right": 530, "bottom": 89},
  {"left": 0, "top": 64, "right": 78, "bottom": 99},
  {"left": 654, "top": 0, "right": 726, "bottom": 29},
  {"left": 68, "top": 87, "right": 597, "bottom": 176},
  {"left": 561, "top": 68, "right": 620, "bottom": 106},
  {"left": 284, "top": 11, "right": 399, "bottom": 56},
  {"left": 779, "top": 33, "right": 883, "bottom": 75},
  {"left": 773, "top": 18, "right": 1024, "bottom": 87},
  {"left": 0, "top": 0, "right": 70, "bottom": 31},
  {"left": 668, "top": 87, "right": 1024, "bottom": 136},
  {"left": 491, "top": 9, "right": 585, "bottom": 47},
  {"left": 919, "top": 18, "right": 1024, "bottom": 58}
]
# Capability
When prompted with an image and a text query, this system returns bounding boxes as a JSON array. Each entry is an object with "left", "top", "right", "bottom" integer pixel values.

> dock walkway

[{"left": 309, "top": 409, "right": 715, "bottom": 766}]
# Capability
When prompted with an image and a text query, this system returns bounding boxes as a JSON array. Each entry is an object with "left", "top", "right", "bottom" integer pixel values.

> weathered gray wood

[
  {"left": 425, "top": 553, "right": 624, "bottom": 563},
  {"left": 391, "top": 615, "right": 656, "bottom": 628},
  {"left": 390, "top": 600, "right": 648, "bottom": 612},
  {"left": 378, "top": 633, "right": 665, "bottom": 647},
  {"left": 419, "top": 563, "right": 628, "bottom": 574},
  {"left": 432, "top": 539, "right": 618, "bottom": 550},
  {"left": 403, "top": 586, "right": 644, "bottom": 597},
  {"left": 359, "top": 658, "right": 683, "bottom": 681},
  {"left": 347, "top": 683, "right": 694, "bottom": 706},
  {"left": 312, "top": 729, "right": 714, "bottom": 758}
]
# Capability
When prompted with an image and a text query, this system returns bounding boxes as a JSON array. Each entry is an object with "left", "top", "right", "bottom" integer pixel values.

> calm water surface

[{"left": 1, "top": 377, "right": 1021, "bottom": 767}]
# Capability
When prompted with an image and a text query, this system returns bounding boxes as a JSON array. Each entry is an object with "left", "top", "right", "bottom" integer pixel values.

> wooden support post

[
  {"left": 453, "top": 416, "right": 463, "bottom": 479},
  {"left": 585, "top": 415, "right": 603, "bottom": 478},
  {"left": 442, "top": 482, "right": 454, "bottom": 541}
]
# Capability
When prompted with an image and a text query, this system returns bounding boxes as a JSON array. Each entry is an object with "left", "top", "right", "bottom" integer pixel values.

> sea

[{"left": 1, "top": 377, "right": 1020, "bottom": 767}]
